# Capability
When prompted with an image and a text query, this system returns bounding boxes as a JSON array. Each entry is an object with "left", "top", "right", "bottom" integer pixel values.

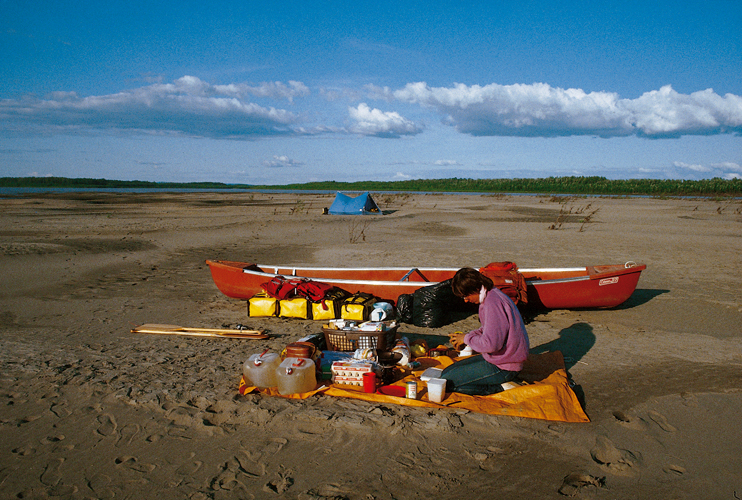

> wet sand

[{"left": 1, "top": 191, "right": 740, "bottom": 499}]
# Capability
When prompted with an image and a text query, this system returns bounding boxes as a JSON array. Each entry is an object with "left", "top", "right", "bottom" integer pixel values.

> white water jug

[
  {"left": 276, "top": 357, "right": 317, "bottom": 395},
  {"left": 243, "top": 350, "right": 281, "bottom": 388}
]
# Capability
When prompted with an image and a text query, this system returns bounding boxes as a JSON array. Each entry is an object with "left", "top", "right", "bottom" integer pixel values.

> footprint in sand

[
  {"left": 234, "top": 451, "right": 266, "bottom": 478},
  {"left": 114, "top": 456, "right": 156, "bottom": 474},
  {"left": 611, "top": 410, "right": 647, "bottom": 430},
  {"left": 96, "top": 414, "right": 117, "bottom": 436},
  {"left": 263, "top": 473, "right": 294, "bottom": 494},
  {"left": 175, "top": 460, "right": 204, "bottom": 476},
  {"left": 47, "top": 484, "right": 78, "bottom": 497},
  {"left": 40, "top": 434, "right": 66, "bottom": 445},
  {"left": 590, "top": 436, "right": 641, "bottom": 474},
  {"left": 210, "top": 463, "right": 246, "bottom": 492},
  {"left": 648, "top": 410, "right": 677, "bottom": 432},
  {"left": 115, "top": 423, "right": 140, "bottom": 448},
  {"left": 558, "top": 473, "right": 605, "bottom": 496},
  {"left": 263, "top": 438, "right": 288, "bottom": 456},
  {"left": 612, "top": 410, "right": 631, "bottom": 423},
  {"left": 40, "top": 457, "right": 64, "bottom": 486},
  {"left": 663, "top": 464, "right": 687, "bottom": 476},
  {"left": 50, "top": 402, "right": 72, "bottom": 418},
  {"left": 87, "top": 473, "right": 116, "bottom": 499},
  {"left": 12, "top": 446, "right": 37, "bottom": 457}
]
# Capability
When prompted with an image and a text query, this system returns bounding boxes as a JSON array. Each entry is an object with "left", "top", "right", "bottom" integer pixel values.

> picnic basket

[{"left": 322, "top": 325, "right": 398, "bottom": 352}]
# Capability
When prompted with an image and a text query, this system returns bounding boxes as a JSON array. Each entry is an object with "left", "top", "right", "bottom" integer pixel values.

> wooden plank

[{"left": 131, "top": 323, "right": 268, "bottom": 339}]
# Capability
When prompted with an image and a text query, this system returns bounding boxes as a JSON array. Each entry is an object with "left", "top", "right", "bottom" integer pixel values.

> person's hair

[{"left": 451, "top": 267, "right": 493, "bottom": 297}]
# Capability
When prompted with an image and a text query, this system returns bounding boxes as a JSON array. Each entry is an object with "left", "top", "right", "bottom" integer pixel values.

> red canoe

[{"left": 205, "top": 260, "right": 646, "bottom": 310}]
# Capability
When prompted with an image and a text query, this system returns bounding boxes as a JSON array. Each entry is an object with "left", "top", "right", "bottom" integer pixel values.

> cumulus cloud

[
  {"left": 673, "top": 161, "right": 711, "bottom": 172},
  {"left": 713, "top": 162, "right": 742, "bottom": 180},
  {"left": 213, "top": 80, "right": 309, "bottom": 102},
  {"left": 393, "top": 82, "right": 742, "bottom": 138},
  {"left": 0, "top": 76, "right": 304, "bottom": 138},
  {"left": 711, "top": 161, "right": 742, "bottom": 173},
  {"left": 672, "top": 160, "right": 742, "bottom": 179},
  {"left": 262, "top": 155, "right": 303, "bottom": 168},
  {"left": 347, "top": 103, "right": 421, "bottom": 137},
  {"left": 4, "top": 77, "right": 741, "bottom": 143}
]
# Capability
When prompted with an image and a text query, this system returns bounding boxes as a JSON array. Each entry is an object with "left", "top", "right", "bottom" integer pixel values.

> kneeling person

[{"left": 442, "top": 267, "right": 530, "bottom": 395}]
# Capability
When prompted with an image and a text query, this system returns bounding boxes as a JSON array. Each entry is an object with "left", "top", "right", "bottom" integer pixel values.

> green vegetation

[
  {"left": 0, "top": 176, "right": 236, "bottom": 190},
  {"left": 2, "top": 175, "right": 740, "bottom": 197},
  {"left": 266, "top": 177, "right": 741, "bottom": 197}
]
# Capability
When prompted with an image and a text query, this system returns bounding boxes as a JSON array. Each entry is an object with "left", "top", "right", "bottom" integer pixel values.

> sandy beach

[{"left": 1, "top": 191, "right": 740, "bottom": 499}]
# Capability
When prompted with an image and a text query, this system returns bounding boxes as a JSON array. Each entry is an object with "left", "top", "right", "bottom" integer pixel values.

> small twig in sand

[
  {"left": 348, "top": 219, "right": 371, "bottom": 243},
  {"left": 578, "top": 207, "right": 601, "bottom": 232}
]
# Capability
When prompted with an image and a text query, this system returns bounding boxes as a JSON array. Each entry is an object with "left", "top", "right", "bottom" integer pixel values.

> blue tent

[{"left": 328, "top": 192, "right": 381, "bottom": 215}]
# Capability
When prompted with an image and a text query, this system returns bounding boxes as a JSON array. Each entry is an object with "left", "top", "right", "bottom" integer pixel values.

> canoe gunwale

[{"left": 243, "top": 267, "right": 440, "bottom": 289}]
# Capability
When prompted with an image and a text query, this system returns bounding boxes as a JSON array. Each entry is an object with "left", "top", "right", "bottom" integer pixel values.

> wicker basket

[{"left": 322, "top": 326, "right": 398, "bottom": 352}]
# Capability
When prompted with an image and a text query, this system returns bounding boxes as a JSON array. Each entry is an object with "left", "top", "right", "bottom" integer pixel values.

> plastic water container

[
  {"left": 276, "top": 357, "right": 317, "bottom": 395},
  {"left": 243, "top": 351, "right": 281, "bottom": 388},
  {"left": 371, "top": 302, "right": 393, "bottom": 321}
]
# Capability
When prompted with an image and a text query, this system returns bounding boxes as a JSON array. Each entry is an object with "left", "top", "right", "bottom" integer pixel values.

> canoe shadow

[{"left": 612, "top": 288, "right": 669, "bottom": 309}]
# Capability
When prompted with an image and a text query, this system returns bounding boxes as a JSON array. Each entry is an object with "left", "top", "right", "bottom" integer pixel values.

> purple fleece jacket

[{"left": 464, "top": 287, "right": 530, "bottom": 372}]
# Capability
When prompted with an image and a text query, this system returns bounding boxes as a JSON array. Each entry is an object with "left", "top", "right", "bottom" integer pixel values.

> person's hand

[{"left": 449, "top": 331, "right": 467, "bottom": 350}]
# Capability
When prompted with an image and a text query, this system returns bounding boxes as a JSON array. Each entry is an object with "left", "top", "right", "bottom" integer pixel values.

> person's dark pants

[{"left": 440, "top": 354, "right": 518, "bottom": 395}]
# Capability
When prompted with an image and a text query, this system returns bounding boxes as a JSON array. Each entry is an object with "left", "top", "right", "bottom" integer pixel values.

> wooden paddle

[{"left": 131, "top": 323, "right": 268, "bottom": 339}]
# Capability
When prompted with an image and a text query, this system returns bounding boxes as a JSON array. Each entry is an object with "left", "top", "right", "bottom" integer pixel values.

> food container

[
  {"left": 284, "top": 341, "right": 318, "bottom": 360},
  {"left": 330, "top": 360, "right": 374, "bottom": 386},
  {"left": 362, "top": 372, "right": 377, "bottom": 393},
  {"left": 243, "top": 351, "right": 281, "bottom": 388},
  {"left": 275, "top": 357, "right": 317, "bottom": 395},
  {"left": 426, "top": 378, "right": 447, "bottom": 403},
  {"left": 405, "top": 380, "right": 418, "bottom": 399}
]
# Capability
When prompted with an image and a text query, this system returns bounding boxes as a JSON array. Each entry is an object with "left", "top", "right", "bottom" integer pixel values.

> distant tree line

[
  {"left": 2, "top": 175, "right": 740, "bottom": 197},
  {"left": 0, "top": 177, "right": 237, "bottom": 189},
  {"left": 267, "top": 176, "right": 741, "bottom": 197}
]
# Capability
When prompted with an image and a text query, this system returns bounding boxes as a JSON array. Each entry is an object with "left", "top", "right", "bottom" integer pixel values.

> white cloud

[
  {"left": 434, "top": 159, "right": 461, "bottom": 166},
  {"left": 3, "top": 77, "right": 741, "bottom": 144},
  {"left": 393, "top": 82, "right": 742, "bottom": 138},
  {"left": 673, "top": 161, "right": 711, "bottom": 172},
  {"left": 262, "top": 155, "right": 303, "bottom": 168},
  {"left": 213, "top": 80, "right": 309, "bottom": 102},
  {"left": 672, "top": 160, "right": 742, "bottom": 179},
  {"left": 627, "top": 86, "right": 742, "bottom": 136},
  {"left": 363, "top": 84, "right": 395, "bottom": 101},
  {"left": 711, "top": 162, "right": 742, "bottom": 172},
  {"left": 347, "top": 103, "right": 421, "bottom": 137},
  {"left": 0, "top": 76, "right": 302, "bottom": 138},
  {"left": 713, "top": 162, "right": 742, "bottom": 180}
]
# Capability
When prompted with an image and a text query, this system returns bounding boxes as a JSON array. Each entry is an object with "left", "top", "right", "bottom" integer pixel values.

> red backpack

[
  {"left": 260, "top": 276, "right": 304, "bottom": 300},
  {"left": 261, "top": 276, "right": 336, "bottom": 302},
  {"left": 479, "top": 262, "right": 528, "bottom": 305},
  {"left": 296, "top": 280, "right": 335, "bottom": 302}
]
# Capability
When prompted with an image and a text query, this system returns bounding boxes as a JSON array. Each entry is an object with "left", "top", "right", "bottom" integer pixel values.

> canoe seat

[{"left": 400, "top": 268, "right": 430, "bottom": 282}]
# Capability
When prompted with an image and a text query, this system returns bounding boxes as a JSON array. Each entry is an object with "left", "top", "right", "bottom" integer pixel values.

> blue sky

[{"left": 1, "top": 0, "right": 741, "bottom": 184}]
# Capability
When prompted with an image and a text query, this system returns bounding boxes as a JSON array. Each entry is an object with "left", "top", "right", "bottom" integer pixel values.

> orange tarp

[{"left": 238, "top": 351, "right": 589, "bottom": 423}]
